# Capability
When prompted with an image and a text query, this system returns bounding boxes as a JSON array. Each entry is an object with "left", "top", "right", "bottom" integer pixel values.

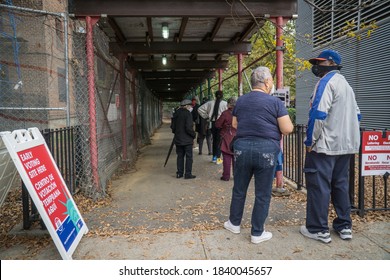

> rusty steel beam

[
  {"left": 149, "top": 86, "right": 200, "bottom": 93},
  {"left": 126, "top": 60, "right": 228, "bottom": 70},
  {"left": 110, "top": 41, "right": 251, "bottom": 55},
  {"left": 69, "top": 0, "right": 298, "bottom": 17},
  {"left": 146, "top": 78, "right": 204, "bottom": 86},
  {"left": 147, "top": 85, "right": 201, "bottom": 92},
  {"left": 141, "top": 70, "right": 215, "bottom": 79},
  {"left": 177, "top": 17, "right": 188, "bottom": 42},
  {"left": 147, "top": 17, "right": 154, "bottom": 43},
  {"left": 239, "top": 20, "right": 264, "bottom": 42},
  {"left": 107, "top": 16, "right": 126, "bottom": 43},
  {"left": 209, "top": 17, "right": 224, "bottom": 41}
]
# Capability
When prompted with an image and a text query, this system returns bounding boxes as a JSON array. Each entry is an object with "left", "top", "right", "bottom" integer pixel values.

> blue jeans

[{"left": 229, "top": 138, "right": 280, "bottom": 236}]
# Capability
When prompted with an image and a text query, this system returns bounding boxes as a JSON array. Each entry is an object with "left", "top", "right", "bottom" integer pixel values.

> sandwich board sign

[{"left": 0, "top": 127, "right": 88, "bottom": 260}]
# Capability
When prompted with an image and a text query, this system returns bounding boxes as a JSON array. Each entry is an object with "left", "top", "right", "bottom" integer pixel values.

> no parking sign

[
  {"left": 0, "top": 128, "right": 88, "bottom": 260},
  {"left": 361, "top": 131, "right": 390, "bottom": 176}
]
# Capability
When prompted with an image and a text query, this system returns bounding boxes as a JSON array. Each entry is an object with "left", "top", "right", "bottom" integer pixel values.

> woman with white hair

[{"left": 223, "top": 66, "right": 293, "bottom": 244}]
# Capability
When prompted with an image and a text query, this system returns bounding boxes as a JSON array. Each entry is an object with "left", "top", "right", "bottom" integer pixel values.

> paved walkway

[{"left": 1, "top": 120, "right": 389, "bottom": 260}]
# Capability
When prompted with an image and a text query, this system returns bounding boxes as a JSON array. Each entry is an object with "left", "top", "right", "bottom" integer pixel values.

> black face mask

[{"left": 311, "top": 65, "right": 342, "bottom": 77}]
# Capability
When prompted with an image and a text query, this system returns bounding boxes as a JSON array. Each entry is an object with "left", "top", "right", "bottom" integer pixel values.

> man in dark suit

[{"left": 170, "top": 99, "right": 196, "bottom": 179}]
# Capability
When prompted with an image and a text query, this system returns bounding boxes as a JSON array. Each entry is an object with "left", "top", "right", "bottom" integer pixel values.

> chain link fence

[
  {"left": 0, "top": 3, "right": 68, "bottom": 130},
  {"left": 0, "top": 2, "right": 162, "bottom": 198}
]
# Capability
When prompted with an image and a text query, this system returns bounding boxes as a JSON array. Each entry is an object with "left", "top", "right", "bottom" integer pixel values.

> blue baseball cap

[{"left": 309, "top": 49, "right": 341, "bottom": 65}]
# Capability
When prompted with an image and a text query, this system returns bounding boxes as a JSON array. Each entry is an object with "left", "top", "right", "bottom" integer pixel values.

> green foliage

[
  {"left": 198, "top": 15, "right": 379, "bottom": 102},
  {"left": 287, "top": 108, "right": 296, "bottom": 125},
  {"left": 338, "top": 20, "right": 378, "bottom": 41},
  {"left": 213, "top": 20, "right": 297, "bottom": 101}
]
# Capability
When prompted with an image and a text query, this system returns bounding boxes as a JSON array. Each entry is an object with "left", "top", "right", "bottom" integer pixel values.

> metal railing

[
  {"left": 283, "top": 124, "right": 306, "bottom": 190},
  {"left": 42, "top": 127, "right": 76, "bottom": 194}
]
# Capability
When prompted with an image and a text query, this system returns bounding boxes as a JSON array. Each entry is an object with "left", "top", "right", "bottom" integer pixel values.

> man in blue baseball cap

[
  {"left": 308, "top": 49, "right": 342, "bottom": 77},
  {"left": 300, "top": 49, "right": 361, "bottom": 244}
]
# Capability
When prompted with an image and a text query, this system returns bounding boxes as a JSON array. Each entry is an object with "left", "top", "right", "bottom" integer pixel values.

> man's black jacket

[{"left": 171, "top": 107, "right": 196, "bottom": 145}]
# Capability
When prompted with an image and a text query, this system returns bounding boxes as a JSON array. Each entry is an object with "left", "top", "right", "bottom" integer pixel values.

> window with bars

[{"left": 312, "top": 0, "right": 389, "bottom": 48}]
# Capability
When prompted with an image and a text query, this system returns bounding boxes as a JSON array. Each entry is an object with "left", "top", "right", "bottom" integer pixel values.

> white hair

[{"left": 251, "top": 66, "right": 272, "bottom": 88}]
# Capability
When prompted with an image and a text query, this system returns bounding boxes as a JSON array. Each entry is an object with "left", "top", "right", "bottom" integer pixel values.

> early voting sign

[
  {"left": 0, "top": 128, "right": 88, "bottom": 260},
  {"left": 361, "top": 131, "right": 390, "bottom": 176}
]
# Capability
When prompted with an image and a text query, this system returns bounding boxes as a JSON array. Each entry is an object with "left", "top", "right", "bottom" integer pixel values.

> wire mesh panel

[
  {"left": 1, "top": 3, "right": 163, "bottom": 199},
  {"left": 94, "top": 26, "right": 123, "bottom": 192},
  {"left": 0, "top": 4, "right": 68, "bottom": 131}
]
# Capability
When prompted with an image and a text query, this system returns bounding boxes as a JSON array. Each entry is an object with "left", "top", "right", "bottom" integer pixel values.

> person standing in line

[
  {"left": 170, "top": 99, "right": 196, "bottom": 179},
  {"left": 224, "top": 66, "right": 294, "bottom": 244},
  {"left": 197, "top": 90, "right": 228, "bottom": 164},
  {"left": 300, "top": 49, "right": 361, "bottom": 243},
  {"left": 191, "top": 96, "right": 200, "bottom": 150},
  {"left": 215, "top": 97, "right": 237, "bottom": 181},
  {"left": 196, "top": 97, "right": 212, "bottom": 155}
]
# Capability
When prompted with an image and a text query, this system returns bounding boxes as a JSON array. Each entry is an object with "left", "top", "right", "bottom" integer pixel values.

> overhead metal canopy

[{"left": 69, "top": 0, "right": 297, "bottom": 101}]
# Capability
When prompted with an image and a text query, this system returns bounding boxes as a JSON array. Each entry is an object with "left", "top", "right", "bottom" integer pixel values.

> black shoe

[
  {"left": 198, "top": 152, "right": 202, "bottom": 155},
  {"left": 220, "top": 176, "right": 229, "bottom": 181},
  {"left": 184, "top": 175, "right": 196, "bottom": 179},
  {"left": 176, "top": 173, "right": 183, "bottom": 178}
]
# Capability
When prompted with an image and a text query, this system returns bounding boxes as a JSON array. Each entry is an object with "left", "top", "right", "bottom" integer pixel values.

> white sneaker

[
  {"left": 224, "top": 220, "right": 240, "bottom": 234},
  {"left": 271, "top": 187, "right": 290, "bottom": 197},
  {"left": 300, "top": 225, "right": 331, "bottom": 243},
  {"left": 251, "top": 231, "right": 272, "bottom": 244},
  {"left": 337, "top": 228, "right": 352, "bottom": 240}
]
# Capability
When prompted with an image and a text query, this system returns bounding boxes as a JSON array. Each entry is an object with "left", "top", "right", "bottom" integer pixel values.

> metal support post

[
  {"left": 86, "top": 16, "right": 101, "bottom": 192},
  {"left": 275, "top": 16, "right": 285, "bottom": 187},
  {"left": 218, "top": 68, "right": 223, "bottom": 92},
  {"left": 131, "top": 70, "right": 138, "bottom": 149},
  {"left": 358, "top": 129, "right": 365, "bottom": 217},
  {"left": 237, "top": 53, "right": 243, "bottom": 96},
  {"left": 62, "top": 13, "right": 70, "bottom": 126},
  {"left": 119, "top": 54, "right": 128, "bottom": 167}
]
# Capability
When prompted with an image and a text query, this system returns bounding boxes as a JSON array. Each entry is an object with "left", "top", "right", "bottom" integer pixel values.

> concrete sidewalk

[
  {"left": 74, "top": 222, "right": 390, "bottom": 260},
  {"left": 4, "top": 221, "right": 387, "bottom": 260},
  {"left": 1, "top": 121, "right": 389, "bottom": 260}
]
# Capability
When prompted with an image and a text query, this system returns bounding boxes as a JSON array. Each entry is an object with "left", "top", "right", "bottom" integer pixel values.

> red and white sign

[
  {"left": 0, "top": 128, "right": 88, "bottom": 260},
  {"left": 361, "top": 131, "right": 390, "bottom": 176}
]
